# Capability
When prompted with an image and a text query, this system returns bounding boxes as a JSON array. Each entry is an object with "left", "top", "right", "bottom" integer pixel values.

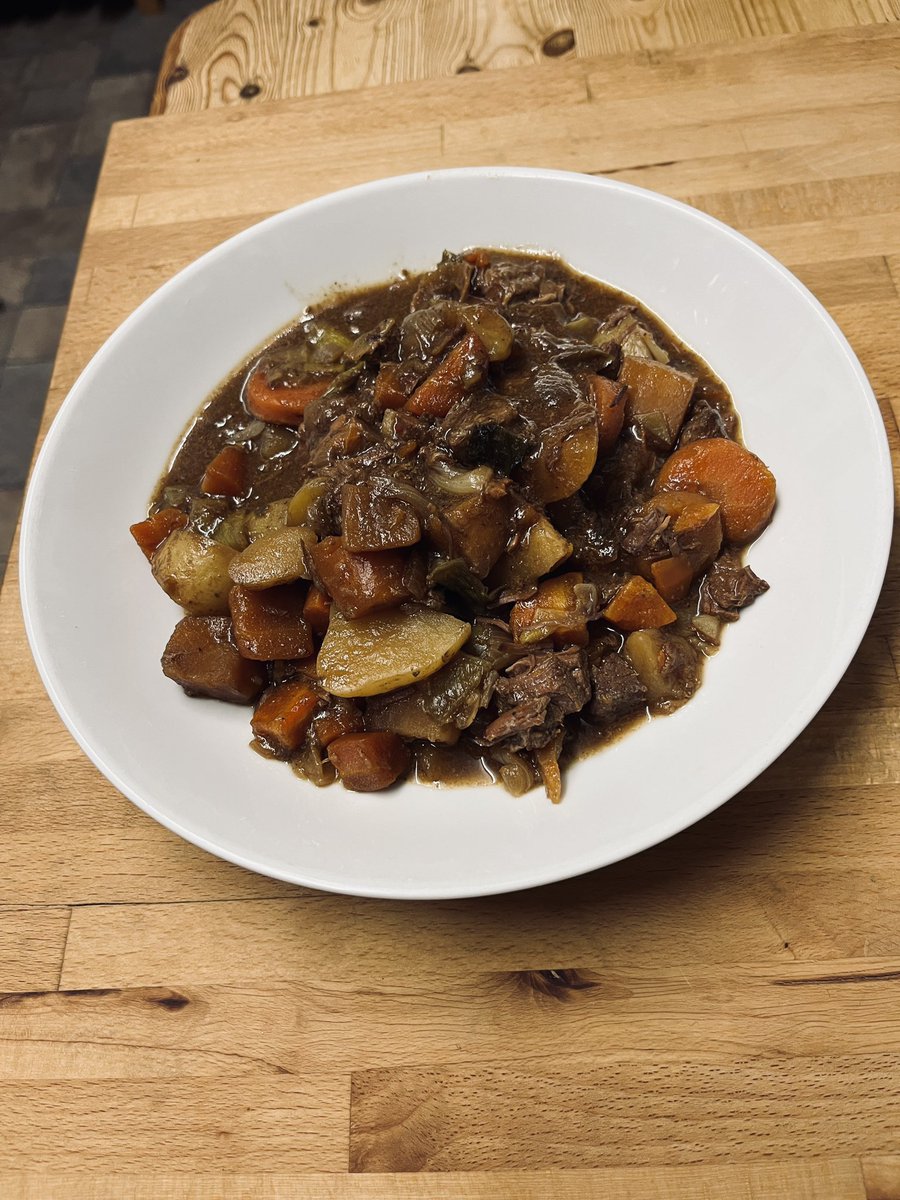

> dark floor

[{"left": 0, "top": 0, "right": 206, "bottom": 585}]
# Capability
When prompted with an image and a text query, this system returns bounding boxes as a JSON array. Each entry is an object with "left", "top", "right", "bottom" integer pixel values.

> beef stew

[{"left": 131, "top": 249, "right": 775, "bottom": 801}]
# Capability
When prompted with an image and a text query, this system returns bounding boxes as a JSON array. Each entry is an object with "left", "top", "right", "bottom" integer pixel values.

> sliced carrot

[
  {"left": 201, "top": 445, "right": 248, "bottom": 496},
  {"left": 404, "top": 334, "right": 489, "bottom": 417},
  {"left": 649, "top": 555, "right": 694, "bottom": 604},
  {"left": 251, "top": 680, "right": 320, "bottom": 757},
  {"left": 327, "top": 731, "right": 410, "bottom": 791},
  {"left": 313, "top": 700, "right": 364, "bottom": 749},
  {"left": 130, "top": 507, "right": 187, "bottom": 560},
  {"left": 374, "top": 363, "right": 411, "bottom": 410},
  {"left": 244, "top": 368, "right": 331, "bottom": 425},
  {"left": 302, "top": 584, "right": 332, "bottom": 637},
  {"left": 601, "top": 575, "right": 676, "bottom": 631},
  {"left": 584, "top": 374, "right": 626, "bottom": 454},
  {"left": 654, "top": 438, "right": 776, "bottom": 545}
]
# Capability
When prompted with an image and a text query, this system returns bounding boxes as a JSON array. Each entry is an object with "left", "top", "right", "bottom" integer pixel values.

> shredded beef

[
  {"left": 484, "top": 647, "right": 591, "bottom": 750},
  {"left": 678, "top": 396, "right": 736, "bottom": 446},
  {"left": 589, "top": 650, "right": 648, "bottom": 725},
  {"left": 619, "top": 502, "right": 673, "bottom": 560},
  {"left": 701, "top": 551, "right": 769, "bottom": 621}
]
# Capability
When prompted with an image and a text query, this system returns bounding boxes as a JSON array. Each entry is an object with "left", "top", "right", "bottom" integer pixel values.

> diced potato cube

[{"left": 620, "top": 355, "right": 695, "bottom": 449}]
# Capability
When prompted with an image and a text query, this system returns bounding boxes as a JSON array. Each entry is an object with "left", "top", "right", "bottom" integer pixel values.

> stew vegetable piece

[{"left": 133, "top": 249, "right": 775, "bottom": 801}]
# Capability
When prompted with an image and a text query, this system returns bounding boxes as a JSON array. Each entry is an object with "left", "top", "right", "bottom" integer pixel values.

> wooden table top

[{"left": 1, "top": 21, "right": 899, "bottom": 1199}]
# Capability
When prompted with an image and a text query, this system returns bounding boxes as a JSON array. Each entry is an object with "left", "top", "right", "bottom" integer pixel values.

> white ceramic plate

[{"left": 20, "top": 167, "right": 892, "bottom": 899}]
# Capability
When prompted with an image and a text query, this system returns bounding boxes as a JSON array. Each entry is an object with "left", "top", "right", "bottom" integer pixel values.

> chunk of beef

[
  {"left": 700, "top": 551, "right": 769, "bottom": 621},
  {"left": 481, "top": 697, "right": 550, "bottom": 749},
  {"left": 484, "top": 646, "right": 590, "bottom": 750},
  {"left": 678, "top": 396, "right": 736, "bottom": 446},
  {"left": 480, "top": 260, "right": 564, "bottom": 306},
  {"left": 515, "top": 325, "right": 620, "bottom": 376},
  {"left": 440, "top": 392, "right": 531, "bottom": 474},
  {"left": 588, "top": 648, "right": 648, "bottom": 726},
  {"left": 618, "top": 502, "right": 673, "bottom": 560},
  {"left": 549, "top": 495, "right": 619, "bottom": 570},
  {"left": 411, "top": 254, "right": 473, "bottom": 308},
  {"left": 399, "top": 302, "right": 463, "bottom": 363},
  {"left": 588, "top": 436, "right": 658, "bottom": 507}
]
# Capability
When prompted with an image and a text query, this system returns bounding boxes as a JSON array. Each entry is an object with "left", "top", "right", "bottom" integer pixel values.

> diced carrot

[
  {"left": 374, "top": 363, "right": 411, "bottom": 410},
  {"left": 510, "top": 572, "right": 590, "bottom": 647},
  {"left": 229, "top": 583, "right": 313, "bottom": 660},
  {"left": 404, "top": 334, "right": 489, "bottom": 417},
  {"left": 309, "top": 536, "right": 412, "bottom": 618},
  {"left": 584, "top": 374, "right": 626, "bottom": 454},
  {"left": 201, "top": 445, "right": 248, "bottom": 496},
  {"left": 130, "top": 506, "right": 187, "bottom": 560},
  {"left": 327, "top": 731, "right": 410, "bottom": 791},
  {"left": 313, "top": 699, "right": 364, "bottom": 748},
  {"left": 162, "top": 615, "right": 266, "bottom": 703},
  {"left": 649, "top": 555, "right": 695, "bottom": 604},
  {"left": 463, "top": 249, "right": 491, "bottom": 268},
  {"left": 302, "top": 584, "right": 332, "bottom": 636},
  {"left": 244, "top": 367, "right": 331, "bottom": 425},
  {"left": 601, "top": 575, "right": 677, "bottom": 631},
  {"left": 251, "top": 680, "right": 320, "bottom": 757},
  {"left": 654, "top": 438, "right": 776, "bottom": 545}
]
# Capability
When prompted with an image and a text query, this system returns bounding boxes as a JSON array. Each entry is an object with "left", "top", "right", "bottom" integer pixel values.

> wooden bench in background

[{"left": 152, "top": 0, "right": 900, "bottom": 114}]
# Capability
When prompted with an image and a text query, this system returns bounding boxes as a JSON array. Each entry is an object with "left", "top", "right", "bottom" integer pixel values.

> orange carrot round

[
  {"left": 244, "top": 368, "right": 331, "bottom": 425},
  {"left": 654, "top": 438, "right": 776, "bottom": 545}
]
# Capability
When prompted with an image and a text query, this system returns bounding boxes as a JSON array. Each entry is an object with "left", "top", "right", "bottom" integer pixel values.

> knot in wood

[{"left": 543, "top": 29, "right": 576, "bottom": 57}]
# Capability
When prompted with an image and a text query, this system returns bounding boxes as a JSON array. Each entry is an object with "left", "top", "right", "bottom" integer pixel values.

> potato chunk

[
  {"left": 620, "top": 355, "right": 695, "bottom": 449},
  {"left": 317, "top": 607, "right": 471, "bottom": 697},
  {"left": 601, "top": 575, "right": 676, "bottom": 632},
  {"left": 310, "top": 536, "right": 414, "bottom": 618},
  {"left": 624, "top": 629, "right": 700, "bottom": 704},
  {"left": 491, "top": 516, "right": 572, "bottom": 592},
  {"left": 229, "top": 525, "right": 314, "bottom": 590},
  {"left": 152, "top": 529, "right": 235, "bottom": 616}
]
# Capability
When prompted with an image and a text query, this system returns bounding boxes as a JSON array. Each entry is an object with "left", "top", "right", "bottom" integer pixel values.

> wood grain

[
  {"left": 0, "top": 21, "right": 898, "bottom": 1195},
  {"left": 0, "top": 1160, "right": 873, "bottom": 1199},
  {"left": 151, "top": 0, "right": 900, "bottom": 115},
  {"left": 0, "top": 908, "right": 69, "bottom": 992},
  {"left": 3, "top": 961, "right": 900, "bottom": 1080},
  {"left": 350, "top": 1056, "right": 898, "bottom": 1171},
  {"left": 0, "top": 1076, "right": 349, "bottom": 1172},
  {"left": 863, "top": 1157, "right": 900, "bottom": 1200}
]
